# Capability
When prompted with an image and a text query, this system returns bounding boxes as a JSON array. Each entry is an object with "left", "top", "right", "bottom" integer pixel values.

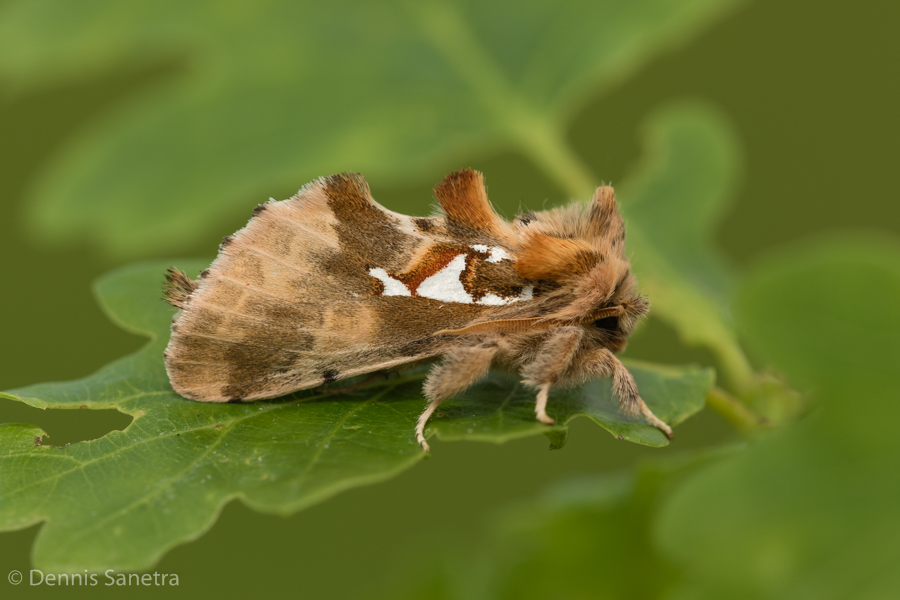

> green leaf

[
  {"left": 619, "top": 103, "right": 753, "bottom": 389},
  {"left": 433, "top": 359, "right": 710, "bottom": 448},
  {"left": 655, "top": 234, "right": 900, "bottom": 599},
  {"left": 390, "top": 451, "right": 723, "bottom": 600},
  {"left": 0, "top": 261, "right": 711, "bottom": 571},
  {"left": 0, "top": 0, "right": 743, "bottom": 256},
  {"left": 480, "top": 459, "right": 692, "bottom": 600}
]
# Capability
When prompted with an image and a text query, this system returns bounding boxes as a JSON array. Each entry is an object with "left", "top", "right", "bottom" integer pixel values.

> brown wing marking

[
  {"left": 322, "top": 172, "right": 423, "bottom": 273},
  {"left": 321, "top": 172, "right": 377, "bottom": 215},
  {"left": 166, "top": 173, "right": 433, "bottom": 402},
  {"left": 434, "top": 169, "right": 511, "bottom": 239}
]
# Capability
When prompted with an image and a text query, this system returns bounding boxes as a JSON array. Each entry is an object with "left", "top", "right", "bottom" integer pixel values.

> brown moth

[{"left": 163, "top": 169, "right": 671, "bottom": 451}]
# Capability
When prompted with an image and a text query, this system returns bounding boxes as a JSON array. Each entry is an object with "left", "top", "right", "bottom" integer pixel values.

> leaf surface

[
  {"left": 0, "top": 261, "right": 711, "bottom": 571},
  {"left": 656, "top": 234, "right": 900, "bottom": 599},
  {"left": 387, "top": 452, "right": 723, "bottom": 600}
]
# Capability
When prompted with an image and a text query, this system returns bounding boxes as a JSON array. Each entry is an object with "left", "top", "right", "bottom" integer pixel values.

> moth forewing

[{"left": 163, "top": 170, "right": 670, "bottom": 451}]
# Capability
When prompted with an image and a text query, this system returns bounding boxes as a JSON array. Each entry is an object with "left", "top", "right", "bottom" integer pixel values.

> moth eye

[{"left": 593, "top": 316, "right": 619, "bottom": 331}]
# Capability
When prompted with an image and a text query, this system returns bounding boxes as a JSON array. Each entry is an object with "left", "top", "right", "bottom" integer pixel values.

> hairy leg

[
  {"left": 417, "top": 340, "right": 500, "bottom": 451},
  {"left": 519, "top": 327, "right": 584, "bottom": 426},
  {"left": 577, "top": 347, "right": 673, "bottom": 439}
]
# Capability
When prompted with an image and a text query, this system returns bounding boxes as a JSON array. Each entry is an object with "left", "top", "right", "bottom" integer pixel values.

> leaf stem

[
  {"left": 709, "top": 339, "right": 756, "bottom": 394},
  {"left": 705, "top": 386, "right": 770, "bottom": 435},
  {"left": 408, "top": 0, "right": 596, "bottom": 200},
  {"left": 506, "top": 117, "right": 597, "bottom": 200}
]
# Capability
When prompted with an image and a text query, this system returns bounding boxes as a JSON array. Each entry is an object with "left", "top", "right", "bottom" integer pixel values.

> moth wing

[
  {"left": 165, "top": 172, "right": 540, "bottom": 402},
  {"left": 165, "top": 174, "right": 418, "bottom": 401},
  {"left": 434, "top": 169, "right": 511, "bottom": 240}
]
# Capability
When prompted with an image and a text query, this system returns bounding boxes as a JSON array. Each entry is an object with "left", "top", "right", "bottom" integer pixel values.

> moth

[{"left": 163, "top": 169, "right": 671, "bottom": 451}]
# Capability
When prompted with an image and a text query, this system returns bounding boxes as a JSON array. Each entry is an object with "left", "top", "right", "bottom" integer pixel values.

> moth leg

[
  {"left": 520, "top": 327, "right": 584, "bottom": 426},
  {"left": 581, "top": 348, "right": 673, "bottom": 439},
  {"left": 417, "top": 341, "right": 500, "bottom": 452}
]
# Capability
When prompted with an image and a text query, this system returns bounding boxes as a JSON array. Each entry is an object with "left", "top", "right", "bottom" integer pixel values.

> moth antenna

[
  {"left": 434, "top": 318, "right": 559, "bottom": 336},
  {"left": 541, "top": 305, "right": 624, "bottom": 325},
  {"left": 163, "top": 268, "right": 198, "bottom": 309}
]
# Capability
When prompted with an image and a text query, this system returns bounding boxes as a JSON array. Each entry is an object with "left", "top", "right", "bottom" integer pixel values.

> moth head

[{"left": 513, "top": 186, "right": 649, "bottom": 336}]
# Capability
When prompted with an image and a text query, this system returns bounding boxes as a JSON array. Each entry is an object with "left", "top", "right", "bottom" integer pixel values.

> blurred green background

[{"left": 1, "top": 0, "right": 898, "bottom": 598}]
